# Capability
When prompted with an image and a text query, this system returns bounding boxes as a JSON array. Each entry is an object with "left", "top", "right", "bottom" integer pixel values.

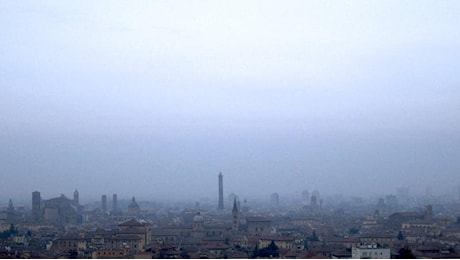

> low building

[
  {"left": 359, "top": 233, "right": 395, "bottom": 247},
  {"left": 352, "top": 244, "right": 390, "bottom": 259},
  {"left": 258, "top": 235, "right": 304, "bottom": 251},
  {"left": 246, "top": 217, "right": 272, "bottom": 236},
  {"left": 50, "top": 219, "right": 151, "bottom": 257}
]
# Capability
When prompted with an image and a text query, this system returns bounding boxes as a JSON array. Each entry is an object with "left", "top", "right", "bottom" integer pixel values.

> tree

[
  {"left": 310, "top": 230, "right": 320, "bottom": 241},
  {"left": 180, "top": 248, "right": 190, "bottom": 259},
  {"left": 397, "top": 230, "right": 404, "bottom": 241},
  {"left": 251, "top": 245, "right": 260, "bottom": 259},
  {"left": 0, "top": 224, "right": 17, "bottom": 239},
  {"left": 349, "top": 227, "right": 360, "bottom": 235},
  {"left": 68, "top": 249, "right": 78, "bottom": 259},
  {"left": 255, "top": 241, "right": 279, "bottom": 258},
  {"left": 397, "top": 246, "right": 416, "bottom": 259},
  {"left": 8, "top": 224, "right": 17, "bottom": 234},
  {"left": 303, "top": 239, "right": 309, "bottom": 250}
]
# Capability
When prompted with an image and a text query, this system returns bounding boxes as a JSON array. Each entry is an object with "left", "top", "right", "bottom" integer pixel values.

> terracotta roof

[
  {"left": 259, "top": 235, "right": 295, "bottom": 241},
  {"left": 246, "top": 217, "right": 271, "bottom": 222},
  {"left": 119, "top": 219, "right": 144, "bottom": 226},
  {"left": 110, "top": 234, "right": 141, "bottom": 240},
  {"left": 203, "top": 243, "right": 232, "bottom": 250}
]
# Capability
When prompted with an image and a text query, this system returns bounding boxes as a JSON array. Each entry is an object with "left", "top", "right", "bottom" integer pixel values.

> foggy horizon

[{"left": 1, "top": 1, "right": 460, "bottom": 205}]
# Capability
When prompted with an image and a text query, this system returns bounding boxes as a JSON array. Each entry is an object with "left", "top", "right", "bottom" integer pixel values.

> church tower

[
  {"left": 73, "top": 189, "right": 79, "bottom": 206},
  {"left": 32, "top": 191, "right": 41, "bottom": 222},
  {"left": 7, "top": 199, "right": 15, "bottom": 222},
  {"left": 218, "top": 172, "right": 224, "bottom": 210},
  {"left": 101, "top": 195, "right": 107, "bottom": 212},
  {"left": 73, "top": 189, "right": 80, "bottom": 213},
  {"left": 232, "top": 198, "right": 239, "bottom": 231}
]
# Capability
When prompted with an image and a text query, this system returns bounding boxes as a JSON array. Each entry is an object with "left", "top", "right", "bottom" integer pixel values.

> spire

[
  {"left": 232, "top": 198, "right": 239, "bottom": 231},
  {"left": 232, "top": 198, "right": 238, "bottom": 213},
  {"left": 129, "top": 196, "right": 139, "bottom": 209},
  {"left": 73, "top": 189, "right": 80, "bottom": 208},
  {"left": 7, "top": 199, "right": 14, "bottom": 212}
]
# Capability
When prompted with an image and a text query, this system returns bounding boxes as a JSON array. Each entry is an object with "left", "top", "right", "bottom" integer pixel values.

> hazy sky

[{"left": 1, "top": 1, "right": 460, "bottom": 204}]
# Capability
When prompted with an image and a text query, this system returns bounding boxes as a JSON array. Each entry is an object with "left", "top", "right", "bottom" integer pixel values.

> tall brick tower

[{"left": 218, "top": 172, "right": 224, "bottom": 210}]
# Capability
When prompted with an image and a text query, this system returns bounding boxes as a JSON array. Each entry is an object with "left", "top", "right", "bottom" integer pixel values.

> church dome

[
  {"left": 128, "top": 197, "right": 140, "bottom": 210},
  {"left": 193, "top": 212, "right": 204, "bottom": 222}
]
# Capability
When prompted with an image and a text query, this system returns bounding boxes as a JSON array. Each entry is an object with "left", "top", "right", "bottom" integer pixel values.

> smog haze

[{"left": 1, "top": 1, "right": 460, "bottom": 203}]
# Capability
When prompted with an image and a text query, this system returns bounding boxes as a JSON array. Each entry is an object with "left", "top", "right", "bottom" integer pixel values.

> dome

[
  {"left": 128, "top": 196, "right": 140, "bottom": 209},
  {"left": 193, "top": 212, "right": 204, "bottom": 222}
]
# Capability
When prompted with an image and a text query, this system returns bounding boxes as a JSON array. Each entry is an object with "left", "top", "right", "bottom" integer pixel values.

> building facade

[{"left": 352, "top": 244, "right": 391, "bottom": 259}]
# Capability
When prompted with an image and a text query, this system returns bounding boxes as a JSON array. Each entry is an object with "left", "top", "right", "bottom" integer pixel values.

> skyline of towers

[
  {"left": 28, "top": 190, "right": 151, "bottom": 219},
  {"left": 218, "top": 172, "right": 224, "bottom": 210}
]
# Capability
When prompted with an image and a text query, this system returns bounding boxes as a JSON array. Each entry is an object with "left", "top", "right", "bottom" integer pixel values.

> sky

[{"left": 1, "top": 1, "right": 460, "bottom": 204}]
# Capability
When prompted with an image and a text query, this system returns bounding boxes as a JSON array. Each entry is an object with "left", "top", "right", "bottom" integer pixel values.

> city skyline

[
  {"left": 1, "top": 2, "right": 460, "bottom": 258},
  {"left": 1, "top": 176, "right": 459, "bottom": 209},
  {"left": 2, "top": 177, "right": 459, "bottom": 258}
]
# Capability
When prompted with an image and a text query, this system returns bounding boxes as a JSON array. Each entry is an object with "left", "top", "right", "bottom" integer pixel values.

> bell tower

[{"left": 232, "top": 198, "right": 239, "bottom": 231}]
